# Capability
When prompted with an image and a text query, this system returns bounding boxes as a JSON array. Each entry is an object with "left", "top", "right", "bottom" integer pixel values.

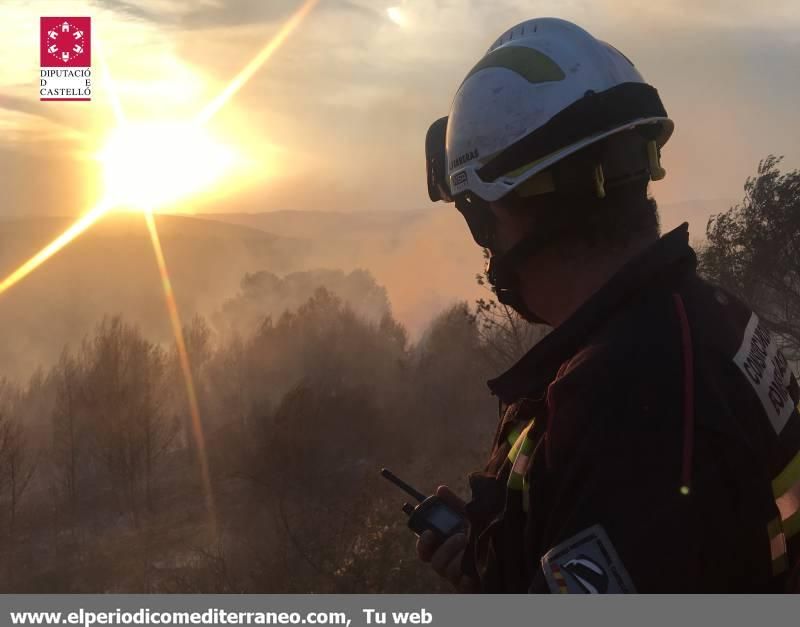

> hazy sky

[{"left": 2, "top": 0, "right": 799, "bottom": 218}]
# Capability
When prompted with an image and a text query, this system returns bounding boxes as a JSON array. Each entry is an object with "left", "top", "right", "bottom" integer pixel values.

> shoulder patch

[
  {"left": 541, "top": 524, "right": 635, "bottom": 593},
  {"left": 733, "top": 313, "right": 794, "bottom": 434}
]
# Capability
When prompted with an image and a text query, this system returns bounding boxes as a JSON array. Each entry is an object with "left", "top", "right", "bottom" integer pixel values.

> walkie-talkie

[{"left": 381, "top": 468, "right": 467, "bottom": 543}]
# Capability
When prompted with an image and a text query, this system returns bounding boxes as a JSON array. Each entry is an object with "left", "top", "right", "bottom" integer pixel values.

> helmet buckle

[
  {"left": 593, "top": 163, "right": 606, "bottom": 199},
  {"left": 647, "top": 140, "right": 667, "bottom": 181}
]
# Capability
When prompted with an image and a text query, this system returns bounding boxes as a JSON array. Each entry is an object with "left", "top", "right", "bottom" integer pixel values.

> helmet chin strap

[
  {"left": 486, "top": 228, "right": 564, "bottom": 326},
  {"left": 456, "top": 193, "right": 555, "bottom": 325},
  {"left": 456, "top": 155, "right": 653, "bottom": 326},
  {"left": 487, "top": 258, "right": 547, "bottom": 324}
]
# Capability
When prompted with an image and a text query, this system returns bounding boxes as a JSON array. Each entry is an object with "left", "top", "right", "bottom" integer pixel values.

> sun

[
  {"left": 0, "top": 0, "right": 321, "bottom": 542},
  {"left": 98, "top": 120, "right": 238, "bottom": 211},
  {"left": 386, "top": 7, "right": 408, "bottom": 27}
]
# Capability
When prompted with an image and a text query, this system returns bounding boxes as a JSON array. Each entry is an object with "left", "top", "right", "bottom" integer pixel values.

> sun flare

[
  {"left": 386, "top": 7, "right": 408, "bottom": 27},
  {"left": 98, "top": 121, "right": 238, "bottom": 211},
  {"left": 0, "top": 0, "right": 321, "bottom": 543}
]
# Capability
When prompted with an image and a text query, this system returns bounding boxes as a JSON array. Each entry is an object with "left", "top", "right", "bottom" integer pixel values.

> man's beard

[{"left": 489, "top": 255, "right": 549, "bottom": 325}]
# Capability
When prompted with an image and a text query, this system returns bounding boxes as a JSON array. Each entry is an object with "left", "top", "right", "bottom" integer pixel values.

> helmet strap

[
  {"left": 489, "top": 213, "right": 572, "bottom": 326},
  {"left": 454, "top": 192, "right": 549, "bottom": 323}
]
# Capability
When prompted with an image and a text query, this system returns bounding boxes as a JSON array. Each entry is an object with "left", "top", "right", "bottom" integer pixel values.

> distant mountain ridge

[
  {"left": 0, "top": 212, "right": 304, "bottom": 380},
  {"left": 0, "top": 201, "right": 736, "bottom": 381},
  {"left": 198, "top": 199, "right": 737, "bottom": 241}
]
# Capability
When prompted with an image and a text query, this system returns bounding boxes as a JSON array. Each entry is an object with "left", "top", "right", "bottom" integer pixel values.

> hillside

[
  {"left": 0, "top": 213, "right": 305, "bottom": 379},
  {"left": 199, "top": 200, "right": 735, "bottom": 330},
  {"left": 0, "top": 200, "right": 730, "bottom": 381},
  {"left": 199, "top": 209, "right": 432, "bottom": 243},
  {"left": 199, "top": 208, "right": 488, "bottom": 341},
  {"left": 0, "top": 209, "right": 487, "bottom": 381}
]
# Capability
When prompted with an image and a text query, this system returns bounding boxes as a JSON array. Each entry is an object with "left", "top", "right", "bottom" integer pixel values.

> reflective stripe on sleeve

[
  {"left": 776, "top": 481, "right": 800, "bottom": 534},
  {"left": 773, "top": 448, "right": 800, "bottom": 539},
  {"left": 768, "top": 517, "right": 789, "bottom": 576},
  {"left": 507, "top": 419, "right": 536, "bottom": 512},
  {"left": 507, "top": 419, "right": 535, "bottom": 463},
  {"left": 773, "top": 449, "right": 800, "bottom": 500},
  {"left": 507, "top": 442, "right": 534, "bottom": 491},
  {"left": 783, "top": 510, "right": 800, "bottom": 540},
  {"left": 506, "top": 425, "right": 523, "bottom": 454}
]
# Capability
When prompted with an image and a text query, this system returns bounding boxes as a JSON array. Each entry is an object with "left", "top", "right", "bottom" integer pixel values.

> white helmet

[{"left": 426, "top": 18, "right": 673, "bottom": 204}]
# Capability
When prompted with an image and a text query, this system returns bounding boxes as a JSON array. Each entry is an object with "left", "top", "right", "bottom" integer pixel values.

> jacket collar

[{"left": 487, "top": 223, "right": 696, "bottom": 404}]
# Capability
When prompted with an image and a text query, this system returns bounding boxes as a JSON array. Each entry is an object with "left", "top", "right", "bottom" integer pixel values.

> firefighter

[{"left": 419, "top": 17, "right": 800, "bottom": 593}]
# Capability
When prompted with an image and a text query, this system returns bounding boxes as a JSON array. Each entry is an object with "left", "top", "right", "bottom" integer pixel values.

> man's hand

[{"left": 415, "top": 486, "right": 479, "bottom": 592}]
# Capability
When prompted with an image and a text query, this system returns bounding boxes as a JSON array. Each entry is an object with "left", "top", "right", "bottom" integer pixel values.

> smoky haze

[
  {"left": 1, "top": 0, "right": 796, "bottom": 592},
  {"left": 0, "top": 159, "right": 797, "bottom": 592},
  {"left": 0, "top": 198, "right": 720, "bottom": 383},
  {"left": 0, "top": 207, "right": 511, "bottom": 593},
  {"left": 0, "top": 208, "right": 490, "bottom": 382}
]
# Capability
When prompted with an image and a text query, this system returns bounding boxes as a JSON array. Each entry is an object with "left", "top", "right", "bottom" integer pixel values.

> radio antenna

[{"left": 380, "top": 468, "right": 426, "bottom": 503}]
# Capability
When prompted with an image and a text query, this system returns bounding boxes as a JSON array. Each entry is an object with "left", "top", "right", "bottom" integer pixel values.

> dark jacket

[{"left": 463, "top": 224, "right": 800, "bottom": 593}]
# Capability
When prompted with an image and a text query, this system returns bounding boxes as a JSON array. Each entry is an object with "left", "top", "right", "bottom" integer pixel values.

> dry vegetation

[
  {"left": 3, "top": 156, "right": 792, "bottom": 593},
  {"left": 0, "top": 268, "right": 534, "bottom": 592}
]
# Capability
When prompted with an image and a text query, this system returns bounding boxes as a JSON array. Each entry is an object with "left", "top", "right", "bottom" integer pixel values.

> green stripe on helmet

[{"left": 464, "top": 46, "right": 566, "bottom": 85}]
